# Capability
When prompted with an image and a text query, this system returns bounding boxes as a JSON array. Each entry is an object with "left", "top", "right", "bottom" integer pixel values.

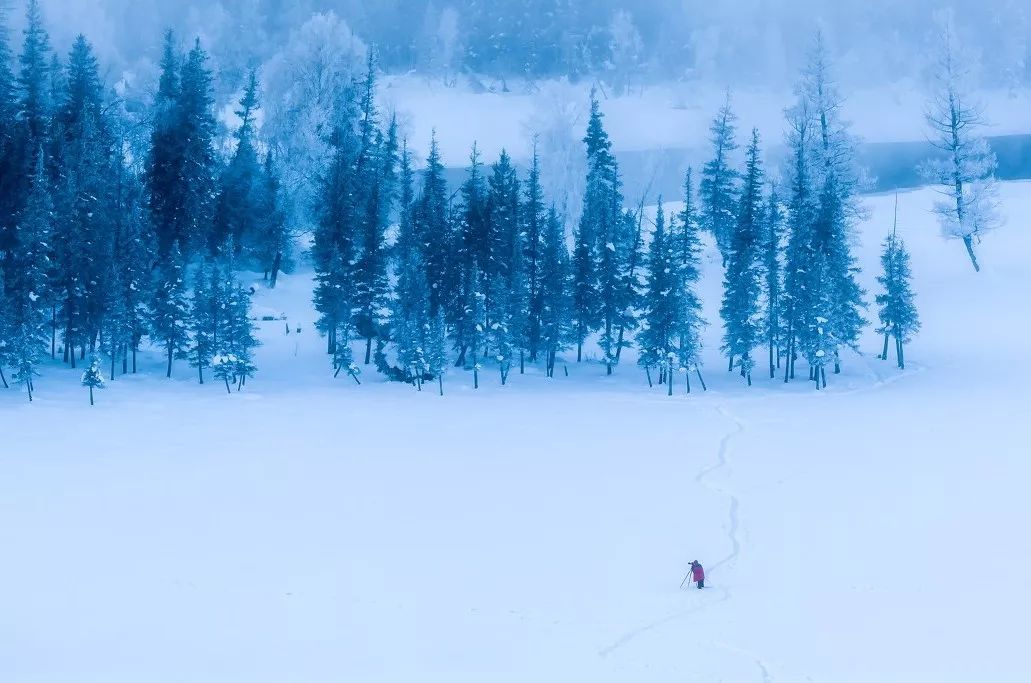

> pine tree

[
  {"left": 18, "top": 0, "right": 52, "bottom": 157},
  {"left": 0, "top": 7, "right": 21, "bottom": 257},
  {"left": 212, "top": 68, "right": 262, "bottom": 254},
  {"left": 522, "top": 144, "right": 547, "bottom": 361},
  {"left": 223, "top": 280, "right": 258, "bottom": 390},
  {"left": 391, "top": 141, "right": 433, "bottom": 385},
  {"left": 151, "top": 241, "right": 189, "bottom": 378},
  {"left": 920, "top": 14, "right": 1001, "bottom": 272},
  {"left": 0, "top": 269, "right": 11, "bottom": 388},
  {"left": 426, "top": 309, "right": 448, "bottom": 395},
  {"left": 9, "top": 157, "right": 52, "bottom": 401},
  {"left": 354, "top": 117, "right": 397, "bottom": 366},
  {"left": 539, "top": 206, "right": 571, "bottom": 378},
  {"left": 416, "top": 133, "right": 453, "bottom": 318},
  {"left": 761, "top": 184, "right": 785, "bottom": 378},
  {"left": 638, "top": 198, "right": 675, "bottom": 385},
  {"left": 188, "top": 258, "right": 215, "bottom": 384},
  {"left": 720, "top": 129, "right": 764, "bottom": 386},
  {"left": 572, "top": 92, "right": 617, "bottom": 362},
  {"left": 146, "top": 30, "right": 182, "bottom": 257},
  {"left": 118, "top": 197, "right": 155, "bottom": 374},
  {"left": 700, "top": 92, "right": 740, "bottom": 265},
  {"left": 256, "top": 151, "right": 288, "bottom": 287},
  {"left": 80, "top": 356, "right": 104, "bottom": 405},
  {"left": 675, "top": 168, "right": 707, "bottom": 391},
  {"left": 876, "top": 200, "right": 920, "bottom": 369},
  {"left": 102, "top": 263, "right": 128, "bottom": 381}
]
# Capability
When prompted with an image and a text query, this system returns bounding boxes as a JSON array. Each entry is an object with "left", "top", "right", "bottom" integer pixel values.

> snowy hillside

[{"left": 3, "top": 183, "right": 1029, "bottom": 682}]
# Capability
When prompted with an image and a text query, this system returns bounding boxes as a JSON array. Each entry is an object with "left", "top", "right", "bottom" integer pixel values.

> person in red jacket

[{"left": 690, "top": 560, "right": 705, "bottom": 589}]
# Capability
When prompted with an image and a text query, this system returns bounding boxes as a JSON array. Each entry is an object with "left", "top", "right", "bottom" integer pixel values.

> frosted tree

[
  {"left": 150, "top": 241, "right": 189, "bottom": 378},
  {"left": 720, "top": 130, "right": 764, "bottom": 386},
  {"left": 262, "top": 11, "right": 367, "bottom": 235},
  {"left": 876, "top": 201, "right": 920, "bottom": 369},
  {"left": 919, "top": 14, "right": 1001, "bottom": 272},
  {"left": 223, "top": 281, "right": 258, "bottom": 390},
  {"left": 675, "top": 169, "right": 708, "bottom": 392},
  {"left": 700, "top": 92, "right": 740, "bottom": 265},
  {"left": 80, "top": 356, "right": 104, "bottom": 405},
  {"left": 607, "top": 9, "right": 643, "bottom": 95}
]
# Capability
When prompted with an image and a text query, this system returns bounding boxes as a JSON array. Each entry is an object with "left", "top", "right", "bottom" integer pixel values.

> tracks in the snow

[{"left": 597, "top": 404, "right": 748, "bottom": 661}]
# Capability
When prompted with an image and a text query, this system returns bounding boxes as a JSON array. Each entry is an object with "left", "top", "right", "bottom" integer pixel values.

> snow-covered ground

[
  {"left": 383, "top": 75, "right": 1031, "bottom": 166},
  {"left": 2, "top": 184, "right": 1029, "bottom": 682}
]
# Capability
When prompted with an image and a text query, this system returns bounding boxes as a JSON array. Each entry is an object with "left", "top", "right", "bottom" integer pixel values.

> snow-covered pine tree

[
  {"left": 256, "top": 151, "right": 288, "bottom": 287},
  {"left": 212, "top": 68, "right": 262, "bottom": 255},
  {"left": 118, "top": 195, "right": 155, "bottom": 374},
  {"left": 572, "top": 92, "right": 617, "bottom": 362},
  {"left": 147, "top": 34, "right": 217, "bottom": 257},
  {"left": 8, "top": 156, "right": 52, "bottom": 401},
  {"left": 761, "top": 184, "right": 785, "bottom": 378},
  {"left": 102, "top": 264, "right": 128, "bottom": 381},
  {"left": 0, "top": 8, "right": 21, "bottom": 259},
  {"left": 426, "top": 309, "right": 448, "bottom": 395},
  {"left": 487, "top": 270, "right": 514, "bottom": 384},
  {"left": 700, "top": 92, "right": 740, "bottom": 265},
  {"left": 539, "top": 206, "right": 571, "bottom": 378},
  {"left": 452, "top": 147, "right": 489, "bottom": 366},
  {"left": 461, "top": 262, "right": 487, "bottom": 388},
  {"left": 522, "top": 144, "right": 547, "bottom": 362},
  {"left": 150, "top": 241, "right": 189, "bottom": 378},
  {"left": 0, "top": 268, "right": 12, "bottom": 388},
  {"left": 780, "top": 99, "right": 817, "bottom": 383},
  {"left": 80, "top": 355, "right": 104, "bottom": 405},
  {"left": 876, "top": 203, "right": 920, "bottom": 369},
  {"left": 638, "top": 198, "right": 675, "bottom": 387},
  {"left": 188, "top": 258, "right": 215, "bottom": 384},
  {"left": 416, "top": 133, "right": 453, "bottom": 318},
  {"left": 720, "top": 129, "right": 764, "bottom": 386},
  {"left": 224, "top": 280, "right": 258, "bottom": 389},
  {"left": 673, "top": 169, "right": 707, "bottom": 392},
  {"left": 17, "top": 0, "right": 52, "bottom": 161},
  {"left": 391, "top": 140, "right": 433, "bottom": 385},
  {"left": 802, "top": 35, "right": 867, "bottom": 377},
  {"left": 920, "top": 13, "right": 1001, "bottom": 273}
]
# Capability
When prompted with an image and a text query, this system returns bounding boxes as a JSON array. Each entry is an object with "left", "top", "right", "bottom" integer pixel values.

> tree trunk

[
  {"left": 166, "top": 342, "right": 173, "bottom": 378},
  {"left": 51, "top": 306, "right": 56, "bottom": 358},
  {"left": 198, "top": 361, "right": 204, "bottom": 385},
  {"left": 577, "top": 342, "right": 582, "bottom": 363},
  {"left": 269, "top": 251, "right": 282, "bottom": 288},
  {"left": 351, "top": 370, "right": 361, "bottom": 385},
  {"left": 438, "top": 374, "right": 444, "bottom": 396},
  {"left": 962, "top": 235, "right": 981, "bottom": 272},
  {"left": 519, "top": 351, "right": 524, "bottom": 374},
  {"left": 110, "top": 352, "right": 116, "bottom": 382},
  {"left": 26, "top": 379, "right": 33, "bottom": 402},
  {"left": 122, "top": 346, "right": 128, "bottom": 375},
  {"left": 645, "top": 366, "right": 652, "bottom": 387},
  {"left": 89, "top": 386, "right": 94, "bottom": 406},
  {"left": 667, "top": 370, "right": 673, "bottom": 396},
  {"left": 364, "top": 336, "right": 373, "bottom": 365},
  {"left": 728, "top": 355, "right": 734, "bottom": 372},
  {"left": 833, "top": 350, "right": 841, "bottom": 374},
  {"left": 0, "top": 367, "right": 8, "bottom": 389},
  {"left": 746, "top": 372, "right": 752, "bottom": 387},
  {"left": 132, "top": 344, "right": 137, "bottom": 374},
  {"left": 821, "top": 367, "right": 827, "bottom": 389},
  {"left": 224, "top": 376, "right": 231, "bottom": 394},
  {"left": 897, "top": 337, "right": 905, "bottom": 370},
  {"left": 769, "top": 341, "right": 775, "bottom": 379},
  {"left": 564, "top": 365, "right": 568, "bottom": 377},
  {"left": 473, "top": 367, "right": 479, "bottom": 389},
  {"left": 881, "top": 332, "right": 890, "bottom": 360},
  {"left": 696, "top": 368, "right": 707, "bottom": 391},
  {"left": 685, "top": 371, "right": 691, "bottom": 394}
]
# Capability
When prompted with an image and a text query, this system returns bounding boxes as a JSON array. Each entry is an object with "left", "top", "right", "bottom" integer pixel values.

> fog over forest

[{"left": 6, "top": 0, "right": 1031, "bottom": 95}]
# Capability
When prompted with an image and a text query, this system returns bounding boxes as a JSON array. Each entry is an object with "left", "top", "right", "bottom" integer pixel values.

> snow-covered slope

[{"left": 2, "top": 184, "right": 1029, "bottom": 682}]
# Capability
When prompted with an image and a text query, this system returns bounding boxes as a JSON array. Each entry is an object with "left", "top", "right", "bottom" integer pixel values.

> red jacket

[{"left": 692, "top": 564, "right": 705, "bottom": 581}]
